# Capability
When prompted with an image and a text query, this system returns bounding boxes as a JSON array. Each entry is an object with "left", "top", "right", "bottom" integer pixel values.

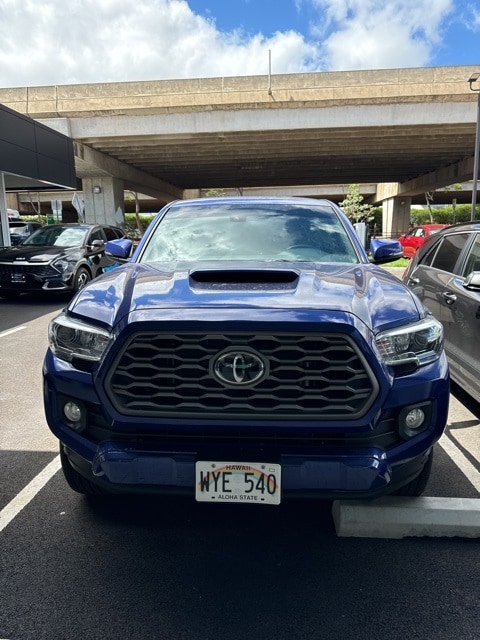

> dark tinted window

[
  {"left": 430, "top": 232, "right": 470, "bottom": 273},
  {"left": 461, "top": 233, "right": 480, "bottom": 276},
  {"left": 418, "top": 241, "right": 439, "bottom": 267},
  {"left": 89, "top": 228, "right": 106, "bottom": 244},
  {"left": 104, "top": 226, "right": 123, "bottom": 241}
]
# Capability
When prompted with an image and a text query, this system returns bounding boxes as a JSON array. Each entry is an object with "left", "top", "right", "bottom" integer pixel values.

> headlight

[
  {"left": 48, "top": 313, "right": 111, "bottom": 362},
  {"left": 375, "top": 317, "right": 443, "bottom": 369},
  {"left": 52, "top": 258, "right": 70, "bottom": 273}
]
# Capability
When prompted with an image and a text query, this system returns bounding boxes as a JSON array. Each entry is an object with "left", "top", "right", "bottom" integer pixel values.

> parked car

[
  {"left": 8, "top": 220, "right": 43, "bottom": 245},
  {"left": 0, "top": 223, "right": 125, "bottom": 299},
  {"left": 44, "top": 197, "right": 449, "bottom": 502},
  {"left": 403, "top": 221, "right": 480, "bottom": 404},
  {"left": 398, "top": 224, "right": 449, "bottom": 258}
]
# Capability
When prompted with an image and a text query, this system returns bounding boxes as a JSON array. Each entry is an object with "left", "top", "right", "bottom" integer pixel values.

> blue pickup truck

[{"left": 43, "top": 197, "right": 449, "bottom": 503}]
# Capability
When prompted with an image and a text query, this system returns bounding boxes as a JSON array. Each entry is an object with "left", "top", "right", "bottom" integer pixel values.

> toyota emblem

[{"left": 211, "top": 349, "right": 268, "bottom": 386}]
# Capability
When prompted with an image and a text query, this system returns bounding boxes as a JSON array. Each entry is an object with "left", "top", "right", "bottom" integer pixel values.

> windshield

[
  {"left": 9, "top": 224, "right": 29, "bottom": 234},
  {"left": 22, "top": 226, "right": 89, "bottom": 248},
  {"left": 140, "top": 202, "right": 359, "bottom": 263}
]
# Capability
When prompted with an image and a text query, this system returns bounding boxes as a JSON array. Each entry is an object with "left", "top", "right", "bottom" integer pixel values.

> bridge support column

[
  {"left": 382, "top": 197, "right": 412, "bottom": 238},
  {"left": 6, "top": 193, "right": 20, "bottom": 211},
  {"left": 83, "top": 177, "right": 125, "bottom": 227},
  {"left": 183, "top": 189, "right": 202, "bottom": 199}
]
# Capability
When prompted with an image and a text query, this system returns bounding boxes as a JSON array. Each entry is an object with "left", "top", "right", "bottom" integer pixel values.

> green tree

[
  {"left": 204, "top": 188, "right": 227, "bottom": 197},
  {"left": 125, "top": 190, "right": 144, "bottom": 238},
  {"left": 339, "top": 184, "right": 374, "bottom": 224}
]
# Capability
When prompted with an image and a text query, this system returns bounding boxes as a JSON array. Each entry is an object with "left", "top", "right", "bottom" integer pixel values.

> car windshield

[
  {"left": 9, "top": 223, "right": 29, "bottom": 233},
  {"left": 22, "top": 226, "right": 89, "bottom": 248},
  {"left": 140, "top": 202, "right": 359, "bottom": 263}
]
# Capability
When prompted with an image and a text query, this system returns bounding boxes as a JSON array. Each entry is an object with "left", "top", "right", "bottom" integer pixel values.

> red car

[{"left": 398, "top": 224, "right": 449, "bottom": 258}]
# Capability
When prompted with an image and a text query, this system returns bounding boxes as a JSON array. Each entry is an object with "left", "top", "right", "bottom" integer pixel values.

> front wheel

[
  {"left": 60, "top": 446, "right": 106, "bottom": 495},
  {"left": 393, "top": 449, "right": 434, "bottom": 496},
  {"left": 73, "top": 267, "right": 91, "bottom": 293}
]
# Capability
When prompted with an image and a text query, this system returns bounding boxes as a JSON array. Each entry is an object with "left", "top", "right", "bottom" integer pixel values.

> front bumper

[
  {"left": 61, "top": 439, "right": 431, "bottom": 500},
  {"left": 0, "top": 270, "right": 72, "bottom": 293}
]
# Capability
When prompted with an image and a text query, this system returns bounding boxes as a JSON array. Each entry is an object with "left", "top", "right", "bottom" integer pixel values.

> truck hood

[{"left": 67, "top": 261, "right": 423, "bottom": 334}]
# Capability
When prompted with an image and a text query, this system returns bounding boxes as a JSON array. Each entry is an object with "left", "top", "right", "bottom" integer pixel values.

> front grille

[
  {"left": 105, "top": 331, "right": 379, "bottom": 420},
  {"left": 0, "top": 263, "right": 57, "bottom": 280}
]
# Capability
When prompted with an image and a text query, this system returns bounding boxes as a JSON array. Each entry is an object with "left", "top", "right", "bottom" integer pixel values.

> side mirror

[
  {"left": 369, "top": 238, "right": 404, "bottom": 264},
  {"left": 106, "top": 238, "right": 133, "bottom": 262},
  {"left": 464, "top": 271, "right": 480, "bottom": 290},
  {"left": 89, "top": 239, "right": 105, "bottom": 249}
]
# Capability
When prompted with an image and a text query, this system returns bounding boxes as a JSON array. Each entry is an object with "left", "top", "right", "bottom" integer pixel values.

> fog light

[
  {"left": 405, "top": 407, "right": 425, "bottom": 430},
  {"left": 64, "top": 401, "right": 82, "bottom": 423},
  {"left": 398, "top": 402, "right": 431, "bottom": 439},
  {"left": 62, "top": 399, "right": 87, "bottom": 432}
]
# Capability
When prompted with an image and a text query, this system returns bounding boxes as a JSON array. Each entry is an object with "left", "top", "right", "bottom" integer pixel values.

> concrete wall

[{"left": 0, "top": 66, "right": 477, "bottom": 118}]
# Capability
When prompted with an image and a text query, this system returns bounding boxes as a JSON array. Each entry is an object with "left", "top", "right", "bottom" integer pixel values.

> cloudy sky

[{"left": 0, "top": 0, "right": 479, "bottom": 88}]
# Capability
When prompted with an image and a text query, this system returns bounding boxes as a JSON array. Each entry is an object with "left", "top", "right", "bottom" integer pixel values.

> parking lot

[{"left": 1, "top": 294, "right": 480, "bottom": 640}]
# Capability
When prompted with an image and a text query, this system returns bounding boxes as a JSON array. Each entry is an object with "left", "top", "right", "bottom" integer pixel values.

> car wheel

[
  {"left": 60, "top": 446, "right": 107, "bottom": 495},
  {"left": 393, "top": 449, "right": 434, "bottom": 497},
  {"left": 73, "top": 267, "right": 91, "bottom": 293}
]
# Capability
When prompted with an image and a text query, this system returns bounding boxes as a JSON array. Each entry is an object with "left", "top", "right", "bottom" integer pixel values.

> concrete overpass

[{"left": 1, "top": 65, "right": 478, "bottom": 235}]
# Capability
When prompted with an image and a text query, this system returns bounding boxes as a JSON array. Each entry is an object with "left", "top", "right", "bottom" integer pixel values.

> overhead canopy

[{"left": 0, "top": 103, "right": 76, "bottom": 191}]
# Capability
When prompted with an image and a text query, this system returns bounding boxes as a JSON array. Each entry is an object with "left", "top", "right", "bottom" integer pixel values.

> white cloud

[
  {"left": 0, "top": 0, "right": 317, "bottom": 87},
  {"left": 0, "top": 0, "right": 462, "bottom": 88},
  {"left": 462, "top": 2, "right": 480, "bottom": 31},
  {"left": 308, "top": 0, "right": 454, "bottom": 69}
]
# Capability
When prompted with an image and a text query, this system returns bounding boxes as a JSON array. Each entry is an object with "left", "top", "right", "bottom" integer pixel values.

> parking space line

[
  {"left": 0, "top": 326, "right": 26, "bottom": 338},
  {"left": 439, "top": 433, "right": 480, "bottom": 493},
  {"left": 0, "top": 455, "right": 61, "bottom": 533}
]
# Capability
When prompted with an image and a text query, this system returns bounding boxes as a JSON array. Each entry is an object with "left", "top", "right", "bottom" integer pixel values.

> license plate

[
  {"left": 195, "top": 461, "right": 281, "bottom": 505},
  {"left": 11, "top": 273, "right": 26, "bottom": 283}
]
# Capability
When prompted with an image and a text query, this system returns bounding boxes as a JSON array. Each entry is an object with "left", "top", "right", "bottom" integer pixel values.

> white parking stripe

[
  {"left": 0, "top": 326, "right": 26, "bottom": 338},
  {"left": 0, "top": 455, "right": 61, "bottom": 533},
  {"left": 439, "top": 433, "right": 480, "bottom": 493}
]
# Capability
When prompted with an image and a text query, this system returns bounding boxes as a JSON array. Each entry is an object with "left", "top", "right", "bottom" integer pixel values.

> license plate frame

[
  {"left": 195, "top": 460, "right": 281, "bottom": 505},
  {"left": 11, "top": 273, "right": 26, "bottom": 284}
]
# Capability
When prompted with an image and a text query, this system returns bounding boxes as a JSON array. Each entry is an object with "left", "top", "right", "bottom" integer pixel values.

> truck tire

[
  {"left": 394, "top": 449, "right": 434, "bottom": 497},
  {"left": 60, "top": 446, "right": 106, "bottom": 495}
]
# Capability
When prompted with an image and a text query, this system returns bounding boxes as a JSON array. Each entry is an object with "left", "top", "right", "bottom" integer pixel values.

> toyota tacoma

[{"left": 43, "top": 197, "right": 449, "bottom": 503}]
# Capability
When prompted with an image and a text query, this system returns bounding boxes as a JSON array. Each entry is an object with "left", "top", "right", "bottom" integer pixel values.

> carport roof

[{"left": 0, "top": 103, "right": 76, "bottom": 191}]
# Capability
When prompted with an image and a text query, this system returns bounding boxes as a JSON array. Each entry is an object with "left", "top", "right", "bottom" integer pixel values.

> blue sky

[
  {"left": 188, "top": 0, "right": 312, "bottom": 36},
  {"left": 188, "top": 0, "right": 480, "bottom": 68},
  {"left": 0, "top": 0, "right": 478, "bottom": 88}
]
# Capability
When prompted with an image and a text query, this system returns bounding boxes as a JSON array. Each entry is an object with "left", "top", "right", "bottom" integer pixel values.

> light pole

[{"left": 469, "top": 72, "right": 480, "bottom": 221}]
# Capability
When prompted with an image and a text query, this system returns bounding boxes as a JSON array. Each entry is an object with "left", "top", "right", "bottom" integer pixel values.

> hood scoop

[{"left": 189, "top": 268, "right": 299, "bottom": 291}]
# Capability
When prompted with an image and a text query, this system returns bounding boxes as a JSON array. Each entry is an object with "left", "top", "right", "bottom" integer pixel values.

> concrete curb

[{"left": 332, "top": 497, "right": 480, "bottom": 539}]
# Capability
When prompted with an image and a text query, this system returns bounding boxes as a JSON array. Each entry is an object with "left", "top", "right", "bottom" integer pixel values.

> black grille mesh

[
  {"left": 105, "top": 332, "right": 378, "bottom": 419},
  {"left": 0, "top": 263, "right": 57, "bottom": 279}
]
